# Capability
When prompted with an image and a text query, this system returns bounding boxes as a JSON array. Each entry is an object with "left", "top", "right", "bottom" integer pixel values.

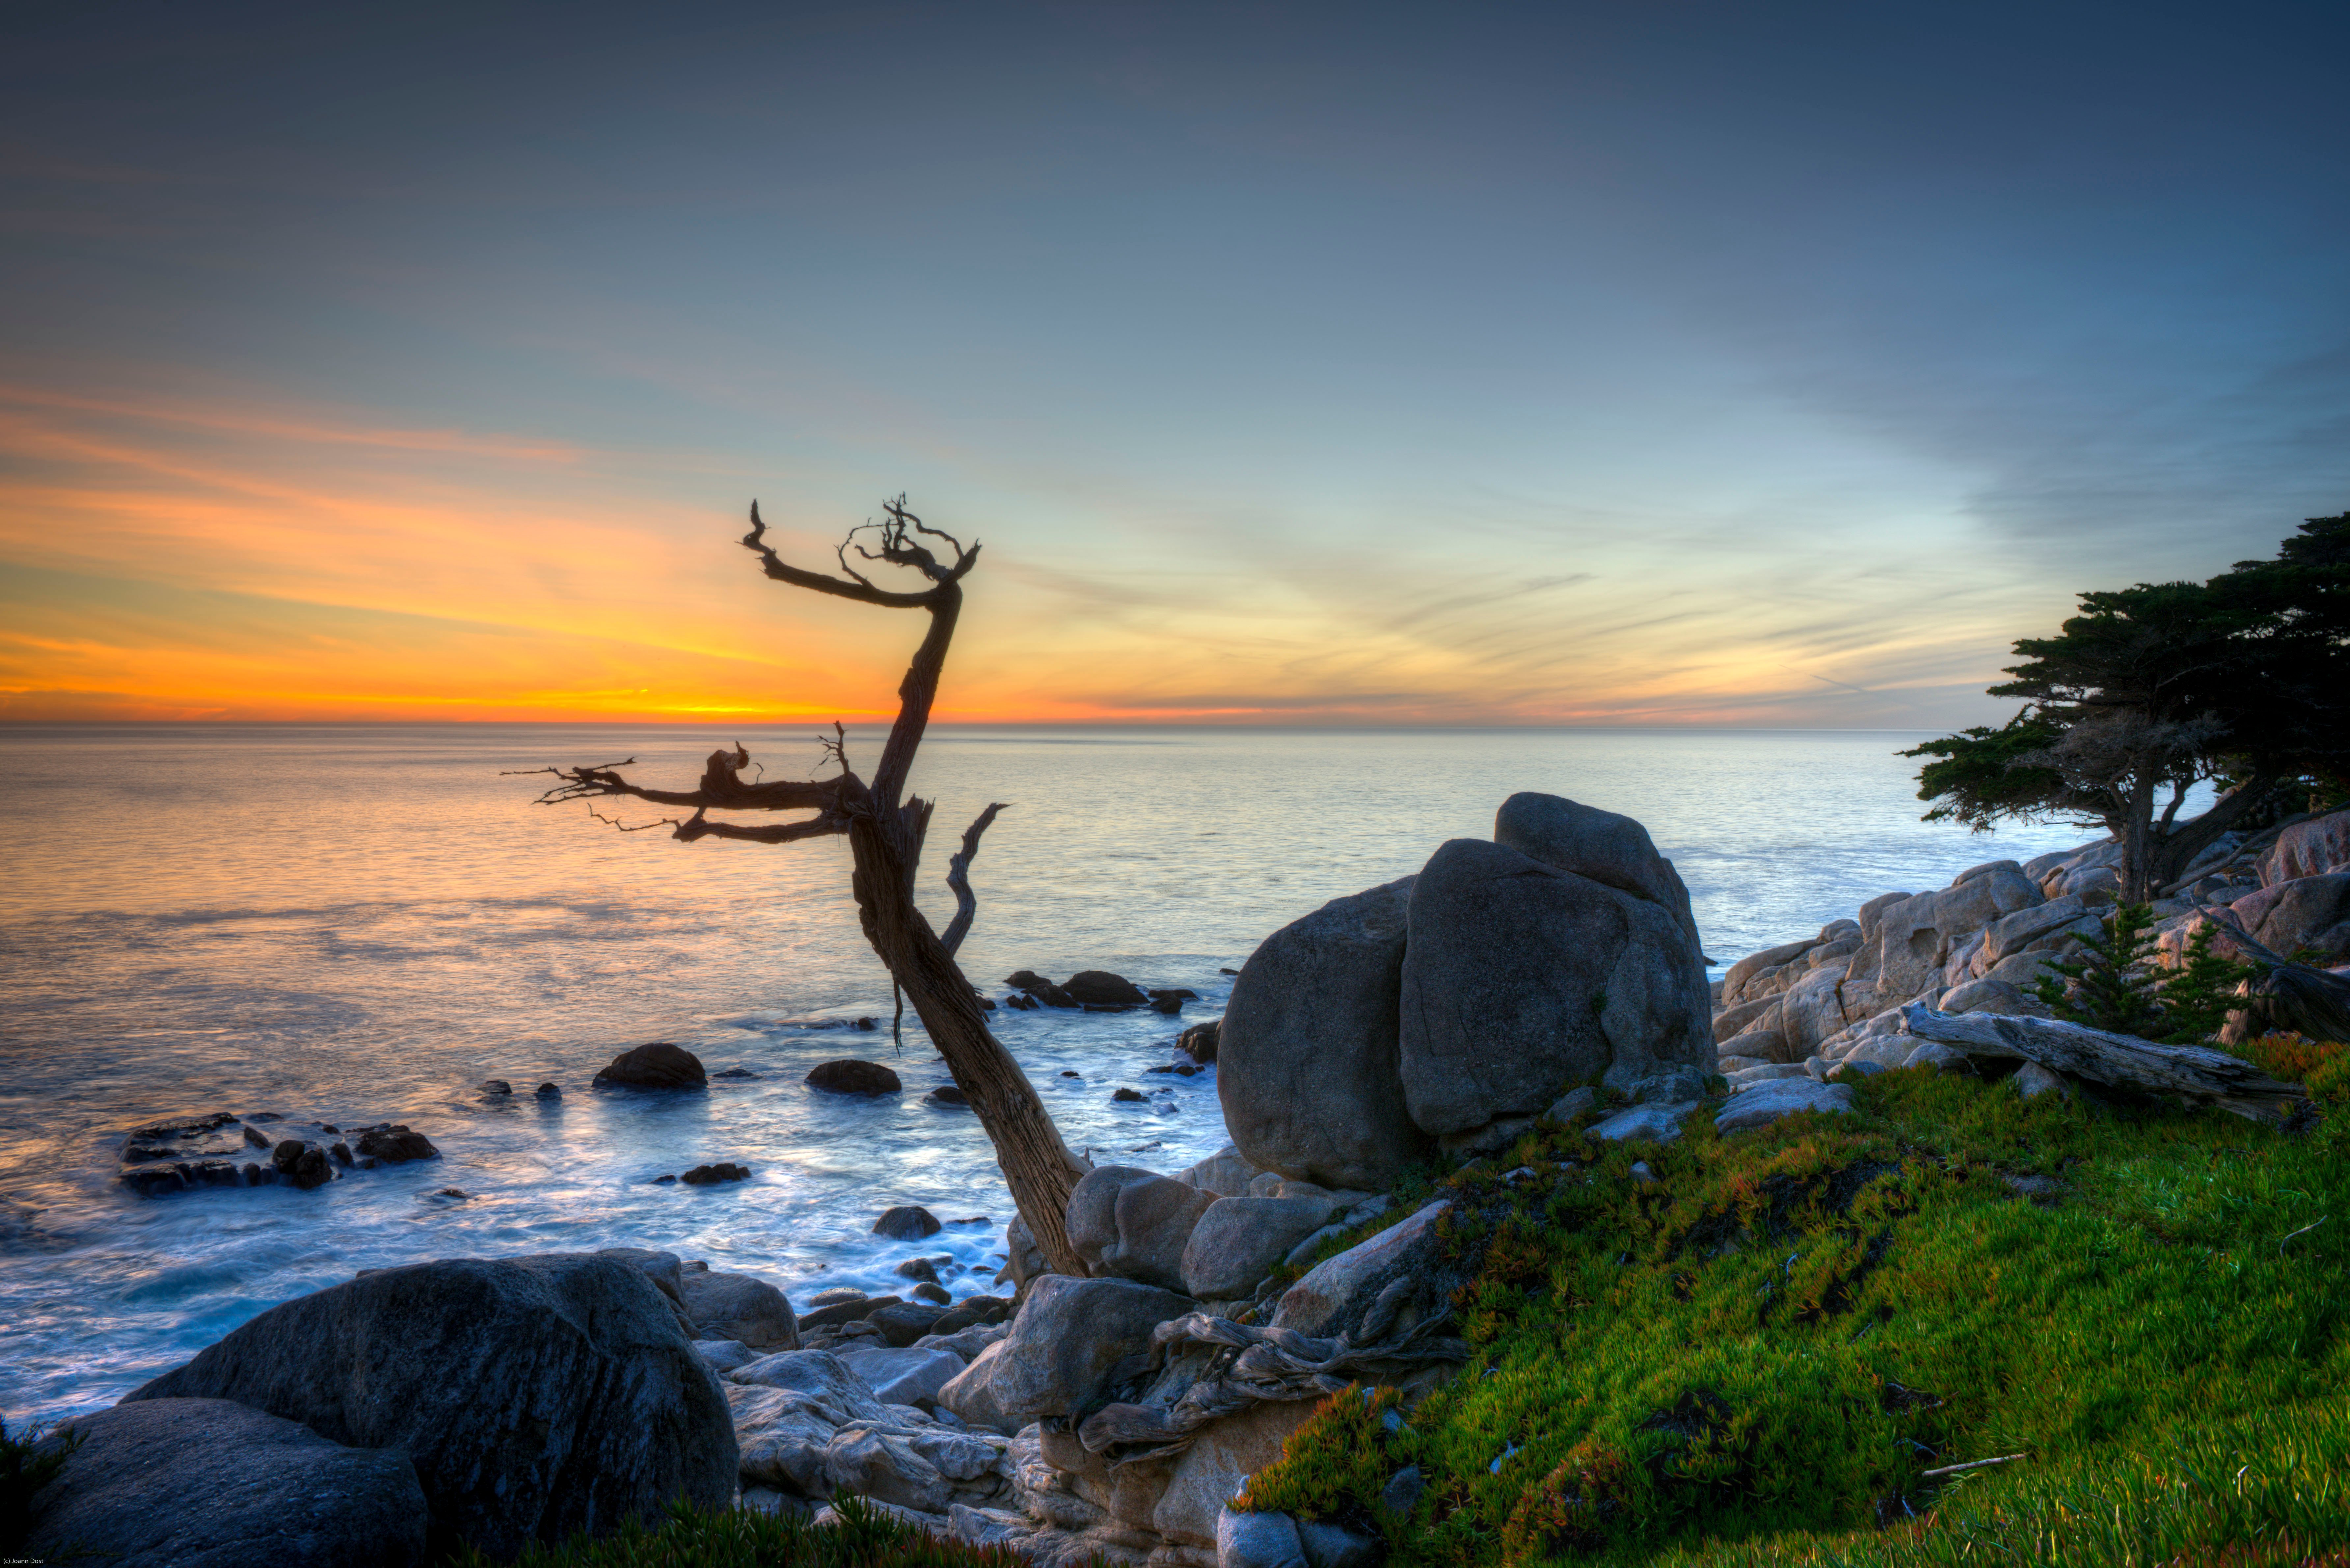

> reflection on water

[{"left": 0, "top": 725, "right": 2087, "bottom": 1420}]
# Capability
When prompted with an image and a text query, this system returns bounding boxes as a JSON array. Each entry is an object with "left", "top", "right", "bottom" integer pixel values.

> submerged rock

[
  {"left": 594, "top": 1042, "right": 708, "bottom": 1090},
  {"left": 354, "top": 1124, "right": 438, "bottom": 1163},
  {"left": 807, "top": 1060, "right": 903, "bottom": 1095},
  {"left": 1178, "top": 1018, "right": 1221, "bottom": 1064},
  {"left": 1063, "top": 970, "right": 1149, "bottom": 1007},
  {"left": 874, "top": 1205, "right": 943, "bottom": 1240},
  {"left": 680, "top": 1162, "right": 752, "bottom": 1185}
]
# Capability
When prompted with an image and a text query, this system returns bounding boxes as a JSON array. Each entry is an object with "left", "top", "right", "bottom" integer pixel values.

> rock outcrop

[{"left": 122, "top": 1251, "right": 738, "bottom": 1557}]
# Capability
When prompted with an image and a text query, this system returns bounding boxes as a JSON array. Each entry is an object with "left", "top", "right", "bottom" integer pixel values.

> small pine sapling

[
  {"left": 2152, "top": 924, "right": 2261, "bottom": 1045},
  {"left": 2034, "top": 902, "right": 2168, "bottom": 1037}
]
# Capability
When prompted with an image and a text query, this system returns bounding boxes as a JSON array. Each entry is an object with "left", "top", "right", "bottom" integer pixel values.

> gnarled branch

[{"left": 941, "top": 802, "right": 1009, "bottom": 957}]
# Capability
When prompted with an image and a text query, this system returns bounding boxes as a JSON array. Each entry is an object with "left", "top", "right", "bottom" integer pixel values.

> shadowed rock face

[
  {"left": 123, "top": 1253, "right": 737, "bottom": 1559},
  {"left": 26, "top": 1397, "right": 431, "bottom": 1568},
  {"left": 1217, "top": 876, "right": 1434, "bottom": 1192},
  {"left": 1400, "top": 838, "right": 1711, "bottom": 1137}
]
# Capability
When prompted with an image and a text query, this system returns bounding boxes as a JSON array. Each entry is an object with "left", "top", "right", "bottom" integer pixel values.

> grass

[{"left": 1238, "top": 1044, "right": 2350, "bottom": 1566}]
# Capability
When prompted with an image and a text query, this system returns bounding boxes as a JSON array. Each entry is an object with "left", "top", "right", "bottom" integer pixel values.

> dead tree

[{"left": 526, "top": 498, "right": 1091, "bottom": 1273}]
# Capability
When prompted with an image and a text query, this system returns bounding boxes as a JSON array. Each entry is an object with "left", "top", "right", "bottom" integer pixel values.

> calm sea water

[{"left": 0, "top": 725, "right": 2087, "bottom": 1422}]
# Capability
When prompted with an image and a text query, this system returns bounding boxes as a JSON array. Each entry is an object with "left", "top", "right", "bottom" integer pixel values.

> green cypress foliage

[{"left": 2153, "top": 923, "right": 2260, "bottom": 1045}]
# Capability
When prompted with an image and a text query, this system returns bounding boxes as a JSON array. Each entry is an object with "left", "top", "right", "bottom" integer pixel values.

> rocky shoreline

[{"left": 22, "top": 793, "right": 2350, "bottom": 1566}]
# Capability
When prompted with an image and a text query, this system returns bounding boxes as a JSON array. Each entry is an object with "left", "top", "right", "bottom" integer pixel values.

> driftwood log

[
  {"left": 522, "top": 499, "right": 1090, "bottom": 1273},
  {"left": 1898, "top": 1003, "right": 2308, "bottom": 1123}
]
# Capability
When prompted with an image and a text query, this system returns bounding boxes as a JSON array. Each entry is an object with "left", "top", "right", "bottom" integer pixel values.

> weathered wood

[{"left": 1898, "top": 1003, "right": 2308, "bottom": 1123}]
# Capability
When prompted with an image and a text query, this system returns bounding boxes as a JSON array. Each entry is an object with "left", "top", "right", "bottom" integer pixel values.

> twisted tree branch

[{"left": 941, "top": 802, "right": 1009, "bottom": 957}]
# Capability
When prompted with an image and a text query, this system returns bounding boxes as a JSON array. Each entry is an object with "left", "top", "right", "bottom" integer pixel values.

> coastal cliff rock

[
  {"left": 1843, "top": 866, "right": 2041, "bottom": 1012},
  {"left": 1400, "top": 837, "right": 1710, "bottom": 1139},
  {"left": 1217, "top": 877, "right": 1432, "bottom": 1192},
  {"left": 123, "top": 1251, "right": 737, "bottom": 1557},
  {"left": 25, "top": 1397, "right": 431, "bottom": 1568}
]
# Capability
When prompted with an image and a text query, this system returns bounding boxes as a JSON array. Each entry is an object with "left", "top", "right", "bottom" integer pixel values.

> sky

[{"left": 1, "top": 0, "right": 2345, "bottom": 726}]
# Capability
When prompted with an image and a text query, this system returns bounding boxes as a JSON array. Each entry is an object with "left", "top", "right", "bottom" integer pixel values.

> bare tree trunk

[
  {"left": 526, "top": 498, "right": 1090, "bottom": 1274},
  {"left": 848, "top": 813, "right": 1088, "bottom": 1272}
]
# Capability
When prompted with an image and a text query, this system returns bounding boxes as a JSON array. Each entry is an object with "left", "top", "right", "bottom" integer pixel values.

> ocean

[{"left": 0, "top": 724, "right": 2090, "bottom": 1422}]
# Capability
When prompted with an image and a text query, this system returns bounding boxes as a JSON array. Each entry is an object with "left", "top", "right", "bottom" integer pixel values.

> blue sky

[{"left": 2, "top": 1, "right": 2344, "bottom": 722}]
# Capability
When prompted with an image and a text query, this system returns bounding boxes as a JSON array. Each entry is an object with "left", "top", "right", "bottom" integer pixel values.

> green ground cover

[{"left": 1241, "top": 1046, "right": 2350, "bottom": 1566}]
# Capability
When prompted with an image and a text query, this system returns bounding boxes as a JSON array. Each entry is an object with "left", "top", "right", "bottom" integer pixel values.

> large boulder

[
  {"left": 680, "top": 1266, "right": 799, "bottom": 1351},
  {"left": 2232, "top": 873, "right": 2350, "bottom": 964},
  {"left": 2266, "top": 810, "right": 2350, "bottom": 885},
  {"left": 25, "top": 1397, "right": 430, "bottom": 1568},
  {"left": 1179, "top": 1195, "right": 1334, "bottom": 1300},
  {"left": 1066, "top": 1164, "right": 1217, "bottom": 1292},
  {"left": 1846, "top": 868, "right": 2041, "bottom": 1011},
  {"left": 1493, "top": 791, "right": 1702, "bottom": 951},
  {"left": 934, "top": 1276, "right": 1193, "bottom": 1433},
  {"left": 122, "top": 1253, "right": 737, "bottom": 1558},
  {"left": 1775, "top": 966, "right": 1850, "bottom": 1058},
  {"left": 1218, "top": 877, "right": 1432, "bottom": 1192},
  {"left": 1398, "top": 838, "right": 1710, "bottom": 1139},
  {"left": 593, "top": 1042, "right": 707, "bottom": 1089}
]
